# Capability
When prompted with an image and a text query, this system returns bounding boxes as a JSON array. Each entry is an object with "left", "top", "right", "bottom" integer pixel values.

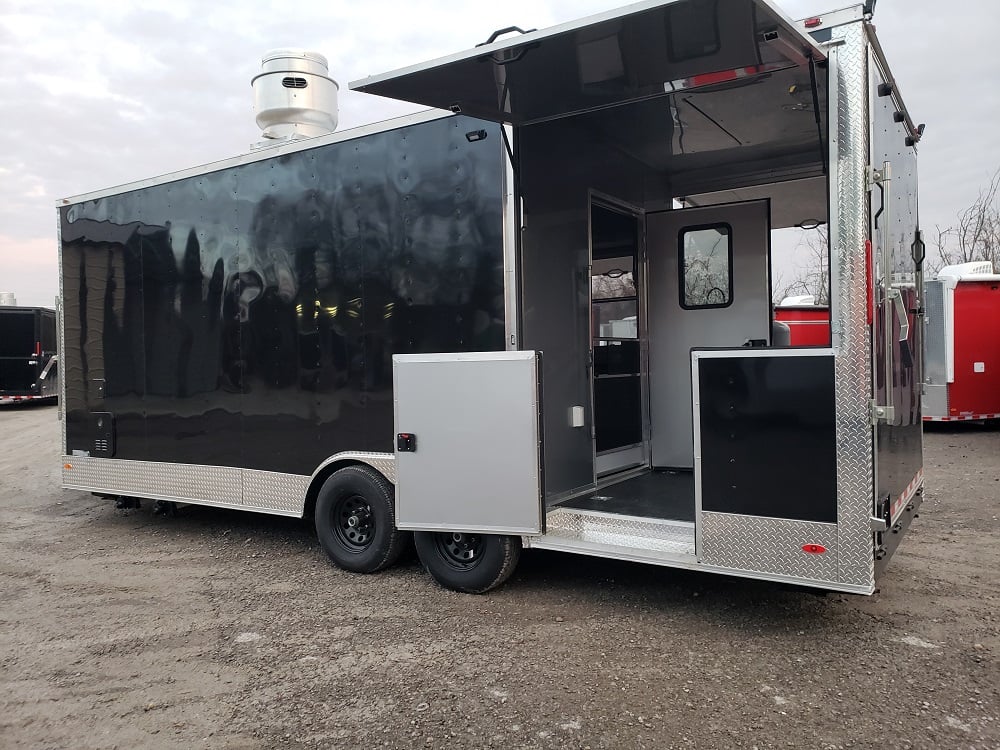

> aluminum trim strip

[
  {"left": 243, "top": 469, "right": 310, "bottom": 514},
  {"left": 526, "top": 535, "right": 873, "bottom": 594},
  {"left": 56, "top": 215, "right": 66, "bottom": 448},
  {"left": 544, "top": 507, "right": 695, "bottom": 555},
  {"left": 62, "top": 456, "right": 310, "bottom": 517},
  {"left": 830, "top": 22, "right": 876, "bottom": 589},
  {"left": 502, "top": 124, "right": 519, "bottom": 351},
  {"left": 308, "top": 452, "right": 396, "bottom": 485},
  {"left": 700, "top": 512, "right": 839, "bottom": 581},
  {"left": 692, "top": 347, "right": 836, "bottom": 360},
  {"left": 394, "top": 351, "right": 536, "bottom": 364}
]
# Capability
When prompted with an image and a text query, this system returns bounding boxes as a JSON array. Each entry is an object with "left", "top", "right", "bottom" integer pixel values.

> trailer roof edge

[
  {"left": 56, "top": 108, "right": 453, "bottom": 207},
  {"left": 865, "top": 22, "right": 923, "bottom": 145}
]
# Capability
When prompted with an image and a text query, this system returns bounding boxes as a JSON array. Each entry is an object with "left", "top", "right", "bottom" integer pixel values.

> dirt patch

[{"left": 1, "top": 405, "right": 997, "bottom": 749}]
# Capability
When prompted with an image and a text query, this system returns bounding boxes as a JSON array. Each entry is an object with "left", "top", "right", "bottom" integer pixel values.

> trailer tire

[
  {"left": 315, "top": 465, "right": 406, "bottom": 574},
  {"left": 414, "top": 531, "right": 520, "bottom": 594}
]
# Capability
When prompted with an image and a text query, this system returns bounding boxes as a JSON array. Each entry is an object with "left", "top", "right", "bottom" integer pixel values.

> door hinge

[
  {"left": 870, "top": 400, "right": 895, "bottom": 424},
  {"left": 866, "top": 162, "right": 891, "bottom": 192}
]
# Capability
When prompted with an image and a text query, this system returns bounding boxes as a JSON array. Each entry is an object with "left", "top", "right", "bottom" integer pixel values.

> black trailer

[
  {"left": 59, "top": 1, "right": 925, "bottom": 595},
  {"left": 0, "top": 306, "right": 58, "bottom": 403}
]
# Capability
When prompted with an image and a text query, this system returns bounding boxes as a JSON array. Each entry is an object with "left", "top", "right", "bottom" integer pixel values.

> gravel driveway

[{"left": 1, "top": 404, "right": 997, "bottom": 749}]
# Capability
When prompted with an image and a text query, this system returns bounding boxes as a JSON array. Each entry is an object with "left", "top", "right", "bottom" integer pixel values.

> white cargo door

[{"left": 393, "top": 351, "right": 543, "bottom": 534}]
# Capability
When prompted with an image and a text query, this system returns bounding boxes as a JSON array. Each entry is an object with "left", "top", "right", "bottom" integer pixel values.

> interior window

[{"left": 680, "top": 223, "right": 732, "bottom": 309}]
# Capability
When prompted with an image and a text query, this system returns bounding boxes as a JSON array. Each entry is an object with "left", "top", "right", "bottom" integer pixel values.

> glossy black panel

[
  {"left": 871, "top": 61, "right": 923, "bottom": 514},
  {"left": 357, "top": 0, "right": 804, "bottom": 127},
  {"left": 0, "top": 308, "right": 57, "bottom": 396},
  {"left": 594, "top": 376, "right": 642, "bottom": 452},
  {"left": 61, "top": 115, "right": 505, "bottom": 473},
  {"left": 698, "top": 353, "right": 837, "bottom": 523}
]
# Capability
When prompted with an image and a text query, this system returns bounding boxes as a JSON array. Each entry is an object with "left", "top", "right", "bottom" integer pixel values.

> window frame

[{"left": 677, "top": 221, "right": 734, "bottom": 310}]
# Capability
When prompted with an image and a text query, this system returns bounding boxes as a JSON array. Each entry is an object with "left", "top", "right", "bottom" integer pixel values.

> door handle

[{"left": 888, "top": 288, "right": 909, "bottom": 342}]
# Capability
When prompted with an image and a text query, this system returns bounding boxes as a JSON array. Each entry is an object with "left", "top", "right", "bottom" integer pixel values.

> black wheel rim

[
  {"left": 332, "top": 494, "right": 374, "bottom": 553},
  {"left": 434, "top": 532, "right": 485, "bottom": 571}
]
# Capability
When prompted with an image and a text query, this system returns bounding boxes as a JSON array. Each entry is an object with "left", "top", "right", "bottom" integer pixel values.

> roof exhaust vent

[{"left": 252, "top": 49, "right": 338, "bottom": 149}]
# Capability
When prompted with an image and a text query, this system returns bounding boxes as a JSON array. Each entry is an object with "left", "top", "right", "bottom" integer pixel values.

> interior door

[
  {"left": 646, "top": 200, "right": 771, "bottom": 468},
  {"left": 590, "top": 203, "right": 645, "bottom": 476}
]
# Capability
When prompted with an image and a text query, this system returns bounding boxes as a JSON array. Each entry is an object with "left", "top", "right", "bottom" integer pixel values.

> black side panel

[
  {"left": 871, "top": 61, "right": 923, "bottom": 518},
  {"left": 698, "top": 353, "right": 837, "bottom": 523},
  {"left": 60, "top": 115, "right": 505, "bottom": 474},
  {"left": 0, "top": 307, "right": 55, "bottom": 396}
]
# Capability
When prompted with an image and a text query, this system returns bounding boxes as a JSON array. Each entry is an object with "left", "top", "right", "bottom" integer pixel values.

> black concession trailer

[
  {"left": 58, "top": 1, "right": 926, "bottom": 594},
  {"left": 0, "top": 306, "right": 58, "bottom": 403}
]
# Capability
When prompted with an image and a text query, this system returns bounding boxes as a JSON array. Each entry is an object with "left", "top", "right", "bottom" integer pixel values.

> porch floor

[{"left": 559, "top": 469, "right": 695, "bottom": 522}]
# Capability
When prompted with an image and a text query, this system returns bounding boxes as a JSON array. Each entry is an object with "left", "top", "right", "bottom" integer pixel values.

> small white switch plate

[
  {"left": 569, "top": 405, "right": 585, "bottom": 428},
  {"left": 974, "top": 362, "right": 985, "bottom": 373}
]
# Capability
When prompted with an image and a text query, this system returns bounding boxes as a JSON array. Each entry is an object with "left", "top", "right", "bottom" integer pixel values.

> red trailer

[
  {"left": 923, "top": 262, "right": 1000, "bottom": 421},
  {"left": 774, "top": 296, "right": 831, "bottom": 346}
]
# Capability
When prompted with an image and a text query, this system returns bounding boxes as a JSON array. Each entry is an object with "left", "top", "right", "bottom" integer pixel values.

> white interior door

[{"left": 646, "top": 200, "right": 771, "bottom": 468}]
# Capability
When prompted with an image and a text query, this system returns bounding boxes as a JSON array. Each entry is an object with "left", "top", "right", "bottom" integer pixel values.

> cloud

[{"left": 1, "top": 0, "right": 998, "bottom": 307}]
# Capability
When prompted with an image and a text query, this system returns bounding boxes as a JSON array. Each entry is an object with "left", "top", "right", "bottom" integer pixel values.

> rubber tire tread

[
  {"left": 414, "top": 532, "right": 521, "bottom": 594},
  {"left": 315, "top": 465, "right": 407, "bottom": 574}
]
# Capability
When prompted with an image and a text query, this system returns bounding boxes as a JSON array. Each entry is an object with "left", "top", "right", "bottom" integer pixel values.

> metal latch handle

[
  {"left": 477, "top": 26, "right": 537, "bottom": 47},
  {"left": 888, "top": 288, "right": 909, "bottom": 342}
]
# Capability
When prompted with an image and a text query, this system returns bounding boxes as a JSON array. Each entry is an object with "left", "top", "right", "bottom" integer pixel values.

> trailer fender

[{"left": 303, "top": 452, "right": 395, "bottom": 520}]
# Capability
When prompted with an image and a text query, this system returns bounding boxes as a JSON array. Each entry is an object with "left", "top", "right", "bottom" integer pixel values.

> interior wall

[
  {"left": 518, "top": 119, "right": 669, "bottom": 499},
  {"left": 646, "top": 200, "right": 773, "bottom": 469}
]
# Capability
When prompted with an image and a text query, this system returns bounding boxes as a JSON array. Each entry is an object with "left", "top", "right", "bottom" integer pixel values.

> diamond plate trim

[
  {"left": 243, "top": 469, "right": 310, "bottom": 514},
  {"left": 830, "top": 23, "right": 876, "bottom": 590},
  {"left": 62, "top": 456, "right": 308, "bottom": 517},
  {"left": 544, "top": 508, "right": 695, "bottom": 556},
  {"left": 63, "top": 456, "right": 240, "bottom": 505},
  {"left": 309, "top": 452, "right": 396, "bottom": 485},
  {"left": 701, "top": 512, "right": 839, "bottom": 581}
]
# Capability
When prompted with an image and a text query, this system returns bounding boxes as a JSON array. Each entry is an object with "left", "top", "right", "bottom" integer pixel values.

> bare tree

[
  {"left": 931, "top": 168, "right": 1000, "bottom": 273},
  {"left": 772, "top": 229, "right": 829, "bottom": 306}
]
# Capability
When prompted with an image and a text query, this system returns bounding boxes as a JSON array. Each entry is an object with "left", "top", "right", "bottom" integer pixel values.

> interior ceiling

[
  {"left": 682, "top": 176, "right": 827, "bottom": 229},
  {"left": 352, "top": 0, "right": 826, "bottom": 127},
  {"left": 575, "top": 62, "right": 827, "bottom": 195}
]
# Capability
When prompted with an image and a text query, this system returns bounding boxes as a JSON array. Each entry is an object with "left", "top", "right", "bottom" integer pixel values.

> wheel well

[{"left": 303, "top": 460, "right": 393, "bottom": 521}]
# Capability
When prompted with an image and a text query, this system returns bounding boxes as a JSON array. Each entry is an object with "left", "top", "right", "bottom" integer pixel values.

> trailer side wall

[{"left": 60, "top": 115, "right": 505, "bottom": 475}]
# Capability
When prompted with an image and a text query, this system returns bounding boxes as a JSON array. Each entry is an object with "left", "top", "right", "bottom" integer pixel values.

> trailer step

[{"left": 535, "top": 508, "right": 695, "bottom": 558}]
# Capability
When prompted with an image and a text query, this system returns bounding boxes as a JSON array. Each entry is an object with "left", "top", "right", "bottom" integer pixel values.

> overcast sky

[{"left": 1, "top": 0, "right": 997, "bottom": 307}]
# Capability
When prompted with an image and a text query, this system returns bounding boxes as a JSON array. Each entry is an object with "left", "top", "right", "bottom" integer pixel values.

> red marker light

[
  {"left": 804, "top": 17, "right": 822, "bottom": 28},
  {"left": 35, "top": 340, "right": 41, "bottom": 356},
  {"left": 802, "top": 544, "right": 827, "bottom": 554}
]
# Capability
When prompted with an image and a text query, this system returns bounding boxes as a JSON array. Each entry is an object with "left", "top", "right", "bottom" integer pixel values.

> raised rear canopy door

[{"left": 350, "top": 0, "right": 825, "bottom": 126}]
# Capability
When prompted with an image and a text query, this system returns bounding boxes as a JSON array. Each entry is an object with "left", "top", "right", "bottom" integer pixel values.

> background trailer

[
  {"left": 923, "top": 262, "right": 1000, "bottom": 422},
  {"left": 0, "top": 306, "right": 58, "bottom": 403},
  {"left": 59, "top": 1, "right": 925, "bottom": 594}
]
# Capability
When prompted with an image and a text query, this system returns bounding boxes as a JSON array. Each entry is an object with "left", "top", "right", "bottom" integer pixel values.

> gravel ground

[{"left": 0, "top": 403, "right": 997, "bottom": 749}]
